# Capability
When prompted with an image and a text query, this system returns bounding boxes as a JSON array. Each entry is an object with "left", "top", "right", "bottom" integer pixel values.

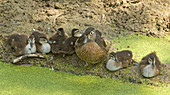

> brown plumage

[
  {"left": 76, "top": 42, "right": 108, "bottom": 64},
  {"left": 139, "top": 52, "right": 161, "bottom": 78},
  {"left": 75, "top": 27, "right": 111, "bottom": 65},
  {"left": 59, "top": 28, "right": 81, "bottom": 54},
  {"left": 106, "top": 50, "right": 133, "bottom": 71},
  {"left": 95, "top": 30, "right": 107, "bottom": 50},
  {"left": 7, "top": 34, "right": 36, "bottom": 56},
  {"left": 49, "top": 28, "right": 68, "bottom": 54},
  {"left": 111, "top": 50, "right": 133, "bottom": 67}
]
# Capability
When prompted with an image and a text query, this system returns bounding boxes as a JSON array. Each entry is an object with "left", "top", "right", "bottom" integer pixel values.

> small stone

[{"left": 54, "top": 3, "right": 63, "bottom": 9}]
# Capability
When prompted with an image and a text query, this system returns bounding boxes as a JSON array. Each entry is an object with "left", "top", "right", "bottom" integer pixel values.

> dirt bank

[{"left": 0, "top": 0, "right": 169, "bottom": 37}]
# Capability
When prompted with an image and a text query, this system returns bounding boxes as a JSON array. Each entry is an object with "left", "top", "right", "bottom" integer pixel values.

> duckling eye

[
  {"left": 90, "top": 31, "right": 94, "bottom": 35},
  {"left": 75, "top": 30, "right": 79, "bottom": 33},
  {"left": 110, "top": 54, "right": 114, "bottom": 59},
  {"left": 43, "top": 39, "right": 47, "bottom": 43}
]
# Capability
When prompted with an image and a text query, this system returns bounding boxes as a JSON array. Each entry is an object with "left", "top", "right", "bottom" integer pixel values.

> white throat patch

[
  {"left": 25, "top": 44, "right": 36, "bottom": 54},
  {"left": 106, "top": 59, "right": 123, "bottom": 71},
  {"left": 142, "top": 65, "right": 155, "bottom": 77},
  {"left": 41, "top": 43, "right": 51, "bottom": 53}
]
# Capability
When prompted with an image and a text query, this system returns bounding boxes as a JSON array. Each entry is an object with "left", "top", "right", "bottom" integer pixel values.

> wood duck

[
  {"left": 25, "top": 35, "right": 36, "bottom": 54},
  {"left": 106, "top": 50, "right": 133, "bottom": 71},
  {"left": 49, "top": 28, "right": 68, "bottom": 54},
  {"left": 139, "top": 52, "right": 161, "bottom": 78},
  {"left": 7, "top": 34, "right": 36, "bottom": 56},
  {"left": 75, "top": 27, "right": 95, "bottom": 48},
  {"left": 30, "top": 31, "right": 51, "bottom": 54},
  {"left": 75, "top": 27, "right": 111, "bottom": 65},
  {"left": 59, "top": 28, "right": 82, "bottom": 54},
  {"left": 39, "top": 37, "right": 51, "bottom": 54}
]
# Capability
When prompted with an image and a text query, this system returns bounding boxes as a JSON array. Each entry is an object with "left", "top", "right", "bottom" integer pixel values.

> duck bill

[
  {"left": 115, "top": 58, "right": 119, "bottom": 62},
  {"left": 47, "top": 40, "right": 52, "bottom": 44},
  {"left": 30, "top": 42, "right": 34, "bottom": 48},
  {"left": 152, "top": 62, "right": 156, "bottom": 67},
  {"left": 112, "top": 58, "right": 118, "bottom": 62}
]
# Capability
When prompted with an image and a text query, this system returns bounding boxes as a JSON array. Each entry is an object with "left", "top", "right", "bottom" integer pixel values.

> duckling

[
  {"left": 39, "top": 37, "right": 51, "bottom": 54},
  {"left": 25, "top": 35, "right": 36, "bottom": 54},
  {"left": 106, "top": 50, "right": 133, "bottom": 71},
  {"left": 139, "top": 52, "right": 161, "bottom": 78},
  {"left": 49, "top": 28, "right": 68, "bottom": 54},
  {"left": 106, "top": 52, "right": 123, "bottom": 71},
  {"left": 7, "top": 34, "right": 36, "bottom": 56},
  {"left": 95, "top": 30, "right": 107, "bottom": 50},
  {"left": 75, "top": 27, "right": 111, "bottom": 65},
  {"left": 30, "top": 31, "right": 51, "bottom": 54},
  {"left": 59, "top": 28, "right": 82, "bottom": 54}
]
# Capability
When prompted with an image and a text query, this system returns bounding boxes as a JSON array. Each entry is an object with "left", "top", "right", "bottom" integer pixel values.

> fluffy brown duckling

[
  {"left": 106, "top": 50, "right": 133, "bottom": 71},
  {"left": 139, "top": 52, "right": 161, "bottom": 78},
  {"left": 95, "top": 30, "right": 107, "bottom": 50},
  {"left": 30, "top": 31, "right": 51, "bottom": 54},
  {"left": 59, "top": 28, "right": 82, "bottom": 55},
  {"left": 75, "top": 27, "right": 111, "bottom": 65},
  {"left": 7, "top": 34, "right": 36, "bottom": 56},
  {"left": 49, "top": 28, "right": 68, "bottom": 54}
]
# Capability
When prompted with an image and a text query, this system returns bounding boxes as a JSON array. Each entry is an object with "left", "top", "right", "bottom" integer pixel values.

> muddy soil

[
  {"left": 0, "top": 0, "right": 170, "bottom": 86},
  {"left": 0, "top": 0, "right": 169, "bottom": 37}
]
